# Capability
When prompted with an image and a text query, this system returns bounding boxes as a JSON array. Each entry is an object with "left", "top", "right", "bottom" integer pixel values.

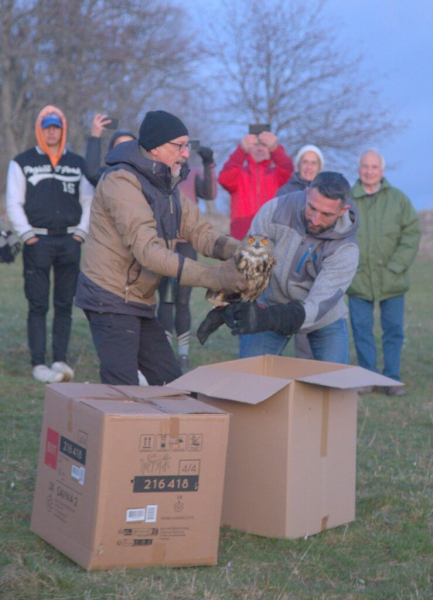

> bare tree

[
  {"left": 0, "top": 0, "right": 201, "bottom": 202},
  {"left": 202, "top": 0, "right": 401, "bottom": 167}
]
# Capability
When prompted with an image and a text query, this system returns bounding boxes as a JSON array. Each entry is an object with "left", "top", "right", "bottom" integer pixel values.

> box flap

[
  {"left": 47, "top": 382, "right": 126, "bottom": 399},
  {"left": 296, "top": 366, "right": 404, "bottom": 389},
  {"left": 78, "top": 399, "right": 165, "bottom": 415},
  {"left": 115, "top": 385, "right": 189, "bottom": 399},
  {"left": 170, "top": 366, "right": 291, "bottom": 405},
  {"left": 117, "top": 386, "right": 226, "bottom": 414},
  {"left": 48, "top": 384, "right": 226, "bottom": 415}
]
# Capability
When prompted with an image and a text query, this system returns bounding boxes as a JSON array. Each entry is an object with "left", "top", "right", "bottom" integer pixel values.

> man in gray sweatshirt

[{"left": 228, "top": 171, "right": 359, "bottom": 364}]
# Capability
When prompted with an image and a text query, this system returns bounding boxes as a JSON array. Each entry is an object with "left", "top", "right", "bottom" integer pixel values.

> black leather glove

[
  {"left": 196, "top": 304, "right": 238, "bottom": 345},
  {"left": 0, "top": 229, "right": 22, "bottom": 264},
  {"left": 230, "top": 301, "right": 306, "bottom": 336},
  {"left": 197, "top": 146, "right": 214, "bottom": 165}
]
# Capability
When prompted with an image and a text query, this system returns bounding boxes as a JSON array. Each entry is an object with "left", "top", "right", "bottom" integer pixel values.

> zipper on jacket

[
  {"left": 296, "top": 243, "right": 315, "bottom": 273},
  {"left": 125, "top": 258, "right": 140, "bottom": 303}
]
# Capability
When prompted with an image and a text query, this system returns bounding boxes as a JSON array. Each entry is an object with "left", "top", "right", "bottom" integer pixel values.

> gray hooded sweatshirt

[{"left": 249, "top": 190, "right": 359, "bottom": 333}]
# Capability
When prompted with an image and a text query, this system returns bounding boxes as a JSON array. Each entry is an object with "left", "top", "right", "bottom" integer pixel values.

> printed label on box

[
  {"left": 133, "top": 475, "right": 199, "bottom": 493},
  {"left": 118, "top": 527, "right": 158, "bottom": 536},
  {"left": 71, "top": 465, "right": 86, "bottom": 485},
  {"left": 139, "top": 434, "right": 155, "bottom": 452},
  {"left": 117, "top": 539, "right": 153, "bottom": 547},
  {"left": 126, "top": 508, "right": 146, "bottom": 523},
  {"left": 45, "top": 427, "right": 60, "bottom": 470},
  {"left": 145, "top": 505, "right": 158, "bottom": 523},
  {"left": 60, "top": 436, "right": 87, "bottom": 466},
  {"left": 179, "top": 460, "right": 200, "bottom": 475},
  {"left": 188, "top": 434, "right": 203, "bottom": 451}
]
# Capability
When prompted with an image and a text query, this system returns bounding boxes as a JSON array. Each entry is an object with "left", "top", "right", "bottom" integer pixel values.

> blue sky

[
  {"left": 189, "top": 0, "right": 432, "bottom": 211},
  {"left": 325, "top": 0, "right": 433, "bottom": 210}
]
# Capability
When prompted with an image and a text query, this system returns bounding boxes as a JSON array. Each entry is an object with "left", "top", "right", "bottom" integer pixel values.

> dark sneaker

[
  {"left": 385, "top": 386, "right": 407, "bottom": 397},
  {"left": 356, "top": 386, "right": 375, "bottom": 394}
]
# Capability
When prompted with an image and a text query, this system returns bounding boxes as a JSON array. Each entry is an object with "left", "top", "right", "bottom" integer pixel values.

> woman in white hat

[{"left": 277, "top": 144, "right": 324, "bottom": 195}]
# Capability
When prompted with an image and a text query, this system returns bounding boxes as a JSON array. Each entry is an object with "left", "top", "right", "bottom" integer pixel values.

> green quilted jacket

[{"left": 347, "top": 178, "right": 421, "bottom": 301}]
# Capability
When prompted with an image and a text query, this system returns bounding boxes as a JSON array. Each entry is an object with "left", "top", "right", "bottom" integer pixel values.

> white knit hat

[{"left": 295, "top": 144, "right": 325, "bottom": 171}]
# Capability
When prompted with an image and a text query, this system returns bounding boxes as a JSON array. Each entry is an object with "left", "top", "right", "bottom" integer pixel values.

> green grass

[{"left": 1, "top": 259, "right": 432, "bottom": 599}]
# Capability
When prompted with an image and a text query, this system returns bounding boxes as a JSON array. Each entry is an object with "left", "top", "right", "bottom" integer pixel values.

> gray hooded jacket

[{"left": 250, "top": 190, "right": 359, "bottom": 333}]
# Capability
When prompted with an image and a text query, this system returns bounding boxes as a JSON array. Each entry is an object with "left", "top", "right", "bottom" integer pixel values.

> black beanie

[{"left": 139, "top": 110, "right": 188, "bottom": 151}]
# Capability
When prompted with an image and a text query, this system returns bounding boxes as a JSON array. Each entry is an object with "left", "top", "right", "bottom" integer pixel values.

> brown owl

[{"left": 197, "top": 235, "right": 276, "bottom": 344}]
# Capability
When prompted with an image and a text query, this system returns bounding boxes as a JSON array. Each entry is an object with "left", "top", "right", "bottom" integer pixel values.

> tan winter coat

[{"left": 81, "top": 142, "right": 222, "bottom": 309}]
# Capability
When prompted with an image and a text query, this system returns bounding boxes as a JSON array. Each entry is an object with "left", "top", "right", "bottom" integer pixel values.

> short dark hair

[{"left": 310, "top": 171, "right": 350, "bottom": 204}]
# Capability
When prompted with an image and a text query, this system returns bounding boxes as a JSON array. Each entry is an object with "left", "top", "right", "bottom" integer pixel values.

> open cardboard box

[
  {"left": 31, "top": 383, "right": 229, "bottom": 570},
  {"left": 170, "top": 355, "right": 402, "bottom": 539}
]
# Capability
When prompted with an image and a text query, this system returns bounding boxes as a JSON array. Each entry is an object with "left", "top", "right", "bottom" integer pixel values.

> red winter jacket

[{"left": 218, "top": 144, "right": 294, "bottom": 239}]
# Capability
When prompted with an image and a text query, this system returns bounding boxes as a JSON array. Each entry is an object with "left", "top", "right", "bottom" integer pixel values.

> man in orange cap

[{"left": 6, "top": 105, "right": 94, "bottom": 383}]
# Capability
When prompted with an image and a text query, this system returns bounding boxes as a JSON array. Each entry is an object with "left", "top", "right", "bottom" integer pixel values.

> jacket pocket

[{"left": 380, "top": 266, "right": 409, "bottom": 297}]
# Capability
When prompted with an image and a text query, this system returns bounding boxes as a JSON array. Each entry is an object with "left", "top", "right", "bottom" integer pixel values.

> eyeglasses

[{"left": 168, "top": 141, "right": 191, "bottom": 153}]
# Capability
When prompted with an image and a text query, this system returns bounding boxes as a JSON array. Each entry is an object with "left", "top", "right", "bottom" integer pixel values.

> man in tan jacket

[{"left": 76, "top": 110, "right": 246, "bottom": 385}]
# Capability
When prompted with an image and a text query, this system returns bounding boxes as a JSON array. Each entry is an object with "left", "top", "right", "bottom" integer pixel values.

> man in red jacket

[{"left": 218, "top": 131, "right": 294, "bottom": 239}]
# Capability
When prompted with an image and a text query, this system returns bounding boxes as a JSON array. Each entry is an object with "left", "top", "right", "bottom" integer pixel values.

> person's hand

[
  {"left": 214, "top": 258, "right": 248, "bottom": 294},
  {"left": 72, "top": 235, "right": 84, "bottom": 243},
  {"left": 230, "top": 302, "right": 268, "bottom": 335},
  {"left": 25, "top": 237, "right": 39, "bottom": 245},
  {"left": 230, "top": 300, "right": 306, "bottom": 336},
  {"left": 258, "top": 131, "right": 278, "bottom": 152},
  {"left": 197, "top": 146, "right": 214, "bottom": 165},
  {"left": 91, "top": 114, "right": 112, "bottom": 137},
  {"left": 240, "top": 134, "right": 258, "bottom": 153}
]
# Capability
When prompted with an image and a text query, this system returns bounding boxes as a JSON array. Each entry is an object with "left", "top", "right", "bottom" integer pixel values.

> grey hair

[{"left": 358, "top": 149, "right": 386, "bottom": 170}]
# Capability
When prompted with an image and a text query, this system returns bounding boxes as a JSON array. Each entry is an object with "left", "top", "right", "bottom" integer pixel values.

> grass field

[{"left": 1, "top": 257, "right": 432, "bottom": 599}]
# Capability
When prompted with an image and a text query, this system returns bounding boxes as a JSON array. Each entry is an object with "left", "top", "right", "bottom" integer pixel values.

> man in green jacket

[{"left": 347, "top": 149, "right": 421, "bottom": 396}]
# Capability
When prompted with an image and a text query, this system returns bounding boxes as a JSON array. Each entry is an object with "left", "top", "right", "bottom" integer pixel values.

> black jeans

[
  {"left": 23, "top": 235, "right": 81, "bottom": 366},
  {"left": 85, "top": 311, "right": 182, "bottom": 385}
]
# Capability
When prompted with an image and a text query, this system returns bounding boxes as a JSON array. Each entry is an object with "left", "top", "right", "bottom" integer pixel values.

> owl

[{"left": 197, "top": 235, "right": 276, "bottom": 344}]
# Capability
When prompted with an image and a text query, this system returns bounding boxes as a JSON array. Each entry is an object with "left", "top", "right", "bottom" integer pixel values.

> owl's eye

[
  {"left": 248, "top": 236, "right": 255, "bottom": 244},
  {"left": 261, "top": 238, "right": 268, "bottom": 245}
]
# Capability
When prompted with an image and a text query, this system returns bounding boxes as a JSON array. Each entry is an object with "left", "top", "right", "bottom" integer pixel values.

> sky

[
  {"left": 188, "top": 0, "right": 433, "bottom": 212},
  {"left": 324, "top": 0, "right": 433, "bottom": 211}
]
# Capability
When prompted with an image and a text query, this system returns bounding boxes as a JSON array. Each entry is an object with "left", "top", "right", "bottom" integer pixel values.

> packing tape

[
  {"left": 68, "top": 399, "right": 73, "bottom": 432},
  {"left": 169, "top": 416, "right": 180, "bottom": 441},
  {"left": 159, "top": 416, "right": 180, "bottom": 441},
  {"left": 320, "top": 390, "right": 330, "bottom": 458},
  {"left": 151, "top": 541, "right": 166, "bottom": 564},
  {"left": 321, "top": 515, "right": 329, "bottom": 531}
]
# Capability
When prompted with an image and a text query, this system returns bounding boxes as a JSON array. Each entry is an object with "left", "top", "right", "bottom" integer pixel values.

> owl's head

[{"left": 242, "top": 234, "right": 275, "bottom": 255}]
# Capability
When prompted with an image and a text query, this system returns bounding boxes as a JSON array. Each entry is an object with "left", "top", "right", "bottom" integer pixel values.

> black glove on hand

[
  {"left": 196, "top": 303, "right": 238, "bottom": 345},
  {"left": 197, "top": 146, "right": 214, "bottom": 165},
  {"left": 0, "top": 230, "right": 22, "bottom": 264},
  {"left": 230, "top": 300, "right": 306, "bottom": 336}
]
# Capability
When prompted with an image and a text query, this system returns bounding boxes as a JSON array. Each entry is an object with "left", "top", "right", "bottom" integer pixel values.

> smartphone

[
  {"left": 105, "top": 117, "right": 119, "bottom": 130},
  {"left": 249, "top": 123, "right": 271, "bottom": 135},
  {"left": 190, "top": 139, "right": 201, "bottom": 151}
]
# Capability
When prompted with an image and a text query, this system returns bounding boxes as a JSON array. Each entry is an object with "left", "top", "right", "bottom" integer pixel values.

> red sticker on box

[{"left": 45, "top": 427, "right": 60, "bottom": 469}]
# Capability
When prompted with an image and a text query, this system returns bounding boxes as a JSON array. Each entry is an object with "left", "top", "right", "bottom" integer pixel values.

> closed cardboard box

[
  {"left": 31, "top": 383, "right": 229, "bottom": 570},
  {"left": 172, "top": 355, "right": 402, "bottom": 539}
]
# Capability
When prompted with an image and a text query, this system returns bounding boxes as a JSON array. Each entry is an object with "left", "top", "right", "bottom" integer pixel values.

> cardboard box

[
  {"left": 31, "top": 383, "right": 229, "bottom": 570},
  {"left": 171, "top": 355, "right": 402, "bottom": 540}
]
